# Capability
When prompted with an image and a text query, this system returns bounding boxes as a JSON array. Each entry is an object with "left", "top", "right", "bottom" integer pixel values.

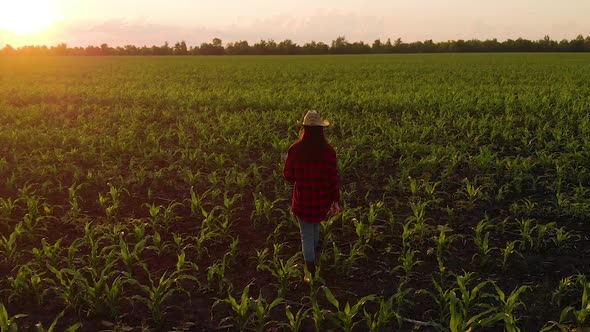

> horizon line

[{"left": 2, "top": 33, "right": 589, "bottom": 49}]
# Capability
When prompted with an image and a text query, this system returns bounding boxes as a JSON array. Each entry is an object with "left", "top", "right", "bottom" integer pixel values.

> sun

[{"left": 0, "top": 0, "right": 58, "bottom": 35}]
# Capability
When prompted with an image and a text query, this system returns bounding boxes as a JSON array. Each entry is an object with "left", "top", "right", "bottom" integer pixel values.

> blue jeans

[{"left": 298, "top": 217, "right": 320, "bottom": 263}]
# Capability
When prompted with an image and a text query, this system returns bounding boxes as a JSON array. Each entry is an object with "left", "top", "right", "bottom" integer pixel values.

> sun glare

[{"left": 0, "top": 0, "right": 58, "bottom": 35}]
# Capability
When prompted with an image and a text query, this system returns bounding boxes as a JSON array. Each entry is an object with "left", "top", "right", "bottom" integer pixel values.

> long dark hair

[{"left": 294, "top": 125, "right": 329, "bottom": 161}]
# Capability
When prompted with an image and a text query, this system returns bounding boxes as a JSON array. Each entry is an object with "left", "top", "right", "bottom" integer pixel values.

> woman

[{"left": 283, "top": 110, "right": 341, "bottom": 282}]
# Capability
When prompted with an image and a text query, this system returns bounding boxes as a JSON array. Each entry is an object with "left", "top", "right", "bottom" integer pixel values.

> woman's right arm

[{"left": 283, "top": 149, "right": 296, "bottom": 184}]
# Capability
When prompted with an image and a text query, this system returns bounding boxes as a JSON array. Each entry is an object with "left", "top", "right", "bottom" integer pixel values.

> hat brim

[{"left": 297, "top": 120, "right": 330, "bottom": 126}]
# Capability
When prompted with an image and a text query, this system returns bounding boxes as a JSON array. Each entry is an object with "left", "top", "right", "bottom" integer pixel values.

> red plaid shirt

[{"left": 283, "top": 143, "right": 341, "bottom": 223}]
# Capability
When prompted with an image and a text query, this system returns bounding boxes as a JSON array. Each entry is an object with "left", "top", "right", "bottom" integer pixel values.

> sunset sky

[{"left": 0, "top": 0, "right": 589, "bottom": 47}]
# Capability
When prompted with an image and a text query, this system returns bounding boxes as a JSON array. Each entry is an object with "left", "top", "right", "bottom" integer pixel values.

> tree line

[{"left": 2, "top": 35, "right": 590, "bottom": 56}]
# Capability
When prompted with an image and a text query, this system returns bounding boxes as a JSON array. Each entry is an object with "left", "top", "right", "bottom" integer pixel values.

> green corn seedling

[
  {"left": 0, "top": 197, "right": 18, "bottom": 220},
  {"left": 32, "top": 238, "right": 63, "bottom": 267},
  {"left": 226, "top": 236, "right": 239, "bottom": 264},
  {"left": 192, "top": 225, "right": 218, "bottom": 260},
  {"left": 256, "top": 244, "right": 301, "bottom": 297},
  {"left": 99, "top": 183, "right": 125, "bottom": 222},
  {"left": 145, "top": 203, "right": 161, "bottom": 229},
  {"left": 0, "top": 303, "right": 27, "bottom": 332},
  {"left": 187, "top": 186, "right": 211, "bottom": 217},
  {"left": 429, "top": 278, "right": 453, "bottom": 323},
  {"left": 500, "top": 241, "right": 522, "bottom": 269},
  {"left": 207, "top": 255, "right": 231, "bottom": 294},
  {"left": 392, "top": 247, "right": 422, "bottom": 278},
  {"left": 401, "top": 220, "right": 415, "bottom": 250},
  {"left": 552, "top": 276, "right": 574, "bottom": 307},
  {"left": 251, "top": 292, "right": 283, "bottom": 332},
  {"left": 559, "top": 274, "right": 590, "bottom": 328},
  {"left": 132, "top": 271, "right": 191, "bottom": 325},
  {"left": 516, "top": 218, "right": 537, "bottom": 251},
  {"left": 343, "top": 240, "right": 369, "bottom": 273},
  {"left": 282, "top": 305, "right": 311, "bottom": 332},
  {"left": 46, "top": 265, "right": 84, "bottom": 312},
  {"left": 479, "top": 284, "right": 531, "bottom": 332},
  {"left": 535, "top": 221, "right": 556, "bottom": 251},
  {"left": 472, "top": 216, "right": 495, "bottom": 265},
  {"left": 552, "top": 227, "right": 580, "bottom": 251},
  {"left": 448, "top": 289, "right": 495, "bottom": 332},
  {"left": 147, "top": 231, "right": 171, "bottom": 256},
  {"left": 0, "top": 223, "right": 22, "bottom": 264},
  {"left": 322, "top": 286, "right": 376, "bottom": 332},
  {"left": 117, "top": 237, "right": 147, "bottom": 273},
  {"left": 34, "top": 310, "right": 81, "bottom": 332},
  {"left": 172, "top": 233, "right": 193, "bottom": 253},
  {"left": 213, "top": 283, "right": 253, "bottom": 331},
  {"left": 133, "top": 223, "right": 146, "bottom": 241},
  {"left": 309, "top": 291, "right": 327, "bottom": 332},
  {"left": 7, "top": 264, "right": 47, "bottom": 305},
  {"left": 66, "top": 262, "right": 119, "bottom": 317},
  {"left": 67, "top": 182, "right": 84, "bottom": 220},
  {"left": 162, "top": 201, "right": 183, "bottom": 231},
  {"left": 251, "top": 192, "right": 282, "bottom": 226},
  {"left": 431, "top": 225, "right": 459, "bottom": 277},
  {"left": 364, "top": 296, "right": 399, "bottom": 332}
]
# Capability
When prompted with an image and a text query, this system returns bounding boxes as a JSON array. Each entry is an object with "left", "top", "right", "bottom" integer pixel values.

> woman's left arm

[{"left": 327, "top": 147, "right": 341, "bottom": 203}]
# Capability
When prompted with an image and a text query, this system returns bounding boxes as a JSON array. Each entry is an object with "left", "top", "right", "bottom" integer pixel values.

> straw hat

[{"left": 297, "top": 110, "right": 330, "bottom": 126}]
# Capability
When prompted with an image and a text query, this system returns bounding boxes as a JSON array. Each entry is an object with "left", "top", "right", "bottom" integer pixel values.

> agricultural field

[{"left": 1, "top": 53, "right": 590, "bottom": 331}]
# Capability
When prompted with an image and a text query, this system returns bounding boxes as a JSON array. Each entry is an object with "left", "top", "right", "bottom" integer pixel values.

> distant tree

[
  {"left": 83, "top": 45, "right": 96, "bottom": 56},
  {"left": 514, "top": 38, "right": 534, "bottom": 51},
  {"left": 253, "top": 39, "right": 279, "bottom": 55},
  {"left": 390, "top": 38, "right": 404, "bottom": 52},
  {"left": 332, "top": 36, "right": 347, "bottom": 48},
  {"left": 52, "top": 43, "right": 69, "bottom": 55},
  {"left": 200, "top": 38, "right": 224, "bottom": 55},
  {"left": 558, "top": 39, "right": 570, "bottom": 52},
  {"left": 481, "top": 38, "right": 500, "bottom": 52},
  {"left": 301, "top": 41, "right": 329, "bottom": 55},
  {"left": 252, "top": 39, "right": 267, "bottom": 55},
  {"left": 226, "top": 40, "right": 250, "bottom": 55},
  {"left": 571, "top": 34, "right": 585, "bottom": 52},
  {"left": 18, "top": 45, "right": 48, "bottom": 55},
  {"left": 544, "top": 36, "right": 558, "bottom": 51},
  {"left": 406, "top": 40, "right": 424, "bottom": 53},
  {"left": 189, "top": 45, "right": 200, "bottom": 55},
  {"left": 71, "top": 46, "right": 85, "bottom": 55},
  {"left": 266, "top": 39, "right": 278, "bottom": 54},
  {"left": 541, "top": 35, "right": 552, "bottom": 49},
  {"left": 1, "top": 44, "right": 16, "bottom": 55},
  {"left": 382, "top": 38, "right": 393, "bottom": 53},
  {"left": 331, "top": 36, "right": 349, "bottom": 54},
  {"left": 100, "top": 43, "right": 113, "bottom": 55},
  {"left": 372, "top": 39, "right": 386, "bottom": 53},
  {"left": 348, "top": 41, "right": 371, "bottom": 54},
  {"left": 148, "top": 45, "right": 159, "bottom": 55},
  {"left": 278, "top": 39, "right": 298, "bottom": 54},
  {"left": 162, "top": 41, "right": 174, "bottom": 55},
  {"left": 423, "top": 39, "right": 435, "bottom": 52},
  {"left": 122, "top": 44, "right": 138, "bottom": 55},
  {"left": 173, "top": 41, "right": 188, "bottom": 55}
]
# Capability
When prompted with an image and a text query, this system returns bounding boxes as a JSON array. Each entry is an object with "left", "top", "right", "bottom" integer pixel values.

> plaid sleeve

[
  {"left": 326, "top": 147, "right": 341, "bottom": 203},
  {"left": 283, "top": 148, "right": 295, "bottom": 184}
]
